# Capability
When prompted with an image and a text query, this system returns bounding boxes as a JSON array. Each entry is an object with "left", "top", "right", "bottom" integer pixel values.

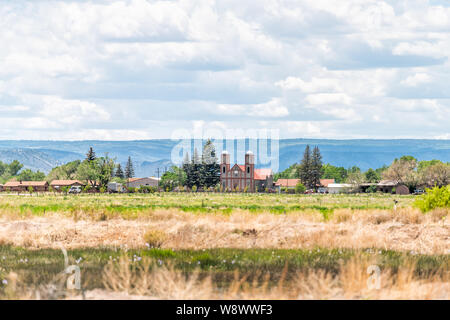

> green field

[
  {"left": 0, "top": 192, "right": 415, "bottom": 218},
  {"left": 0, "top": 193, "right": 447, "bottom": 299}
]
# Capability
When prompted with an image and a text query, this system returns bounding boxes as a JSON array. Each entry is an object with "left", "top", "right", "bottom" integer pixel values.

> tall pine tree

[
  {"left": 311, "top": 146, "right": 323, "bottom": 190},
  {"left": 201, "top": 139, "right": 220, "bottom": 189},
  {"left": 86, "top": 147, "right": 96, "bottom": 162},
  {"left": 182, "top": 152, "right": 192, "bottom": 187},
  {"left": 190, "top": 148, "right": 202, "bottom": 188},
  {"left": 115, "top": 163, "right": 125, "bottom": 179},
  {"left": 298, "top": 145, "right": 312, "bottom": 189},
  {"left": 125, "top": 156, "right": 135, "bottom": 179}
]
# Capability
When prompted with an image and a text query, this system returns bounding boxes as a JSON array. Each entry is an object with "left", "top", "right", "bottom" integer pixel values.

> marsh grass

[{"left": 2, "top": 248, "right": 447, "bottom": 300}]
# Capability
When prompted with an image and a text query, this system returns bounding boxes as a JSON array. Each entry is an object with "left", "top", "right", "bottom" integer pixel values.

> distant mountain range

[{"left": 0, "top": 139, "right": 449, "bottom": 176}]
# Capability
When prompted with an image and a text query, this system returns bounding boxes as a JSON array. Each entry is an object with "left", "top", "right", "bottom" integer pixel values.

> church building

[{"left": 220, "top": 151, "right": 273, "bottom": 192}]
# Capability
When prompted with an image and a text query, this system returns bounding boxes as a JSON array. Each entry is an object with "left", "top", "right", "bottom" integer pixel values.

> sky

[{"left": 0, "top": 0, "right": 449, "bottom": 140}]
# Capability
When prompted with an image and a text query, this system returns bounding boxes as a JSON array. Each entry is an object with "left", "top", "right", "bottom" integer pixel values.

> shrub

[
  {"left": 61, "top": 186, "right": 70, "bottom": 195},
  {"left": 366, "top": 185, "right": 377, "bottom": 193},
  {"left": 414, "top": 185, "right": 450, "bottom": 213},
  {"left": 192, "top": 185, "right": 197, "bottom": 192},
  {"left": 143, "top": 230, "right": 167, "bottom": 248},
  {"left": 295, "top": 182, "right": 306, "bottom": 194}
]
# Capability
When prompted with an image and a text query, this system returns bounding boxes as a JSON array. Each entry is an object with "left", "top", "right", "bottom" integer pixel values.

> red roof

[
  {"left": 50, "top": 180, "right": 85, "bottom": 186},
  {"left": 4, "top": 181, "right": 48, "bottom": 187},
  {"left": 275, "top": 178, "right": 335, "bottom": 187},
  {"left": 320, "top": 179, "right": 335, "bottom": 187}
]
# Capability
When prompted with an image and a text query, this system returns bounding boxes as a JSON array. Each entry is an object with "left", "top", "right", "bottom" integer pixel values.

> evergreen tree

[
  {"left": 298, "top": 145, "right": 313, "bottom": 189},
  {"left": 182, "top": 152, "right": 192, "bottom": 187},
  {"left": 86, "top": 147, "right": 96, "bottom": 162},
  {"left": 115, "top": 163, "right": 125, "bottom": 179},
  {"left": 311, "top": 146, "right": 323, "bottom": 190},
  {"left": 190, "top": 148, "right": 202, "bottom": 188},
  {"left": 201, "top": 139, "right": 220, "bottom": 189},
  {"left": 125, "top": 156, "right": 135, "bottom": 179}
]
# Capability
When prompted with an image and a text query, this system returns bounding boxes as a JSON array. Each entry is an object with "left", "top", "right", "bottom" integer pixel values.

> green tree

[
  {"left": 419, "top": 162, "right": 450, "bottom": 188},
  {"left": 98, "top": 155, "right": 116, "bottom": 188},
  {"left": 383, "top": 156, "right": 418, "bottom": 191},
  {"left": 298, "top": 145, "right": 313, "bottom": 189},
  {"left": 321, "top": 164, "right": 347, "bottom": 183},
  {"left": 0, "top": 161, "right": 6, "bottom": 176},
  {"left": 201, "top": 139, "right": 220, "bottom": 189},
  {"left": 295, "top": 182, "right": 306, "bottom": 194},
  {"left": 160, "top": 166, "right": 186, "bottom": 191},
  {"left": 115, "top": 163, "right": 125, "bottom": 179},
  {"left": 310, "top": 146, "right": 323, "bottom": 190},
  {"left": 274, "top": 163, "right": 300, "bottom": 180},
  {"left": 125, "top": 156, "right": 135, "bottom": 179},
  {"left": 86, "top": 147, "right": 97, "bottom": 162},
  {"left": 8, "top": 160, "right": 23, "bottom": 176},
  {"left": 365, "top": 168, "right": 380, "bottom": 183},
  {"left": 47, "top": 160, "right": 81, "bottom": 181}
]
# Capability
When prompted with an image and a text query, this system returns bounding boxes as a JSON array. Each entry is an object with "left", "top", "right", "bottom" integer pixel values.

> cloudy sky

[{"left": 0, "top": 0, "right": 449, "bottom": 140}]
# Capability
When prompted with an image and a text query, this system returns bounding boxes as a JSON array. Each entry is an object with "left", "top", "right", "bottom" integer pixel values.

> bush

[
  {"left": 414, "top": 185, "right": 450, "bottom": 213},
  {"left": 192, "top": 185, "right": 197, "bottom": 192},
  {"left": 143, "top": 230, "right": 167, "bottom": 248},
  {"left": 295, "top": 182, "right": 306, "bottom": 194}
]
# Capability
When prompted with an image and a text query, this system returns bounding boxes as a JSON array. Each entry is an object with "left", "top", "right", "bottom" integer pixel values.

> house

[
  {"left": 0, "top": 184, "right": 3, "bottom": 192},
  {"left": 3, "top": 180, "right": 49, "bottom": 192},
  {"left": 377, "top": 180, "right": 410, "bottom": 194},
  {"left": 50, "top": 180, "right": 85, "bottom": 191},
  {"left": 220, "top": 151, "right": 273, "bottom": 192},
  {"left": 327, "top": 183, "right": 353, "bottom": 194},
  {"left": 126, "top": 177, "right": 160, "bottom": 189},
  {"left": 275, "top": 179, "right": 335, "bottom": 192}
]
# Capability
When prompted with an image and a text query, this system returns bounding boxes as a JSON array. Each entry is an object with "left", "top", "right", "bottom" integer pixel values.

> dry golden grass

[
  {"left": 96, "top": 255, "right": 449, "bottom": 300},
  {"left": 6, "top": 253, "right": 447, "bottom": 300},
  {"left": 0, "top": 207, "right": 448, "bottom": 254}
]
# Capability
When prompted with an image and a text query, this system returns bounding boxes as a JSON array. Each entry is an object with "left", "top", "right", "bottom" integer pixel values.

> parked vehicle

[
  {"left": 413, "top": 189, "right": 425, "bottom": 195},
  {"left": 68, "top": 186, "right": 82, "bottom": 194}
]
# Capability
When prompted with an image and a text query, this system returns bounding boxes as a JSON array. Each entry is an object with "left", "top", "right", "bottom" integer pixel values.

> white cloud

[
  {"left": 40, "top": 96, "right": 110, "bottom": 125},
  {"left": 217, "top": 98, "right": 289, "bottom": 118},
  {"left": 0, "top": 0, "right": 449, "bottom": 140},
  {"left": 401, "top": 73, "right": 432, "bottom": 87},
  {"left": 305, "top": 93, "right": 352, "bottom": 106}
]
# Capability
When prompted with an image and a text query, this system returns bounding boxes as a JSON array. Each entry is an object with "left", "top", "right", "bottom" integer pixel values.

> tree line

[
  {"left": 2, "top": 144, "right": 449, "bottom": 192},
  {"left": 275, "top": 146, "right": 450, "bottom": 191},
  {"left": 160, "top": 139, "right": 220, "bottom": 191},
  {"left": 0, "top": 147, "right": 137, "bottom": 189}
]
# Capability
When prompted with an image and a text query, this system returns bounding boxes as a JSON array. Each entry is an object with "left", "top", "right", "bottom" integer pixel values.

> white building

[{"left": 327, "top": 183, "right": 353, "bottom": 194}]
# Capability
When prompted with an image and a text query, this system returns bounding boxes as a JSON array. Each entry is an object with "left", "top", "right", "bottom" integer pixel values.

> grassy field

[{"left": 0, "top": 193, "right": 448, "bottom": 299}]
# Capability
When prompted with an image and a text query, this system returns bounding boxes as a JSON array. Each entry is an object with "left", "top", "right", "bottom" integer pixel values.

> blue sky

[{"left": 0, "top": 0, "right": 449, "bottom": 140}]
